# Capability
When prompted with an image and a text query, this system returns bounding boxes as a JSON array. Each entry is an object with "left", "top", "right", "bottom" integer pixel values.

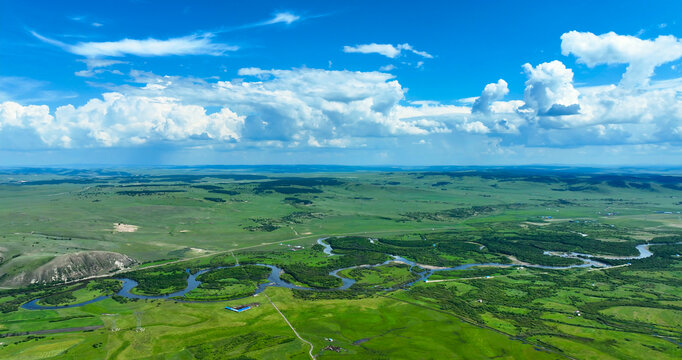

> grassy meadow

[{"left": 0, "top": 167, "right": 680, "bottom": 359}]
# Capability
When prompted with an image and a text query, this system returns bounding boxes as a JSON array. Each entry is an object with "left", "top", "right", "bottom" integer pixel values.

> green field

[{"left": 0, "top": 167, "right": 681, "bottom": 359}]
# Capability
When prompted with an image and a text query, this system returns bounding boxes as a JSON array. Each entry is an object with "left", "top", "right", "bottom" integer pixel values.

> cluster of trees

[
  {"left": 400, "top": 205, "right": 496, "bottom": 222},
  {"left": 191, "top": 184, "right": 240, "bottom": 195},
  {"left": 345, "top": 264, "right": 419, "bottom": 289},
  {"left": 243, "top": 218, "right": 280, "bottom": 232},
  {"left": 40, "top": 291, "right": 77, "bottom": 306},
  {"left": 472, "top": 227, "right": 648, "bottom": 266},
  {"left": 0, "top": 282, "right": 79, "bottom": 313},
  {"left": 278, "top": 263, "right": 341, "bottom": 288},
  {"left": 283, "top": 197, "right": 313, "bottom": 205},
  {"left": 279, "top": 248, "right": 389, "bottom": 288},
  {"left": 244, "top": 211, "right": 321, "bottom": 232},
  {"left": 91, "top": 279, "right": 122, "bottom": 294},
  {"left": 628, "top": 244, "right": 682, "bottom": 270},
  {"left": 480, "top": 235, "right": 583, "bottom": 267},
  {"left": 197, "top": 265, "right": 270, "bottom": 289},
  {"left": 327, "top": 236, "right": 487, "bottom": 267},
  {"left": 208, "top": 189, "right": 239, "bottom": 195},
  {"left": 124, "top": 267, "right": 189, "bottom": 295},
  {"left": 252, "top": 177, "right": 342, "bottom": 195}
]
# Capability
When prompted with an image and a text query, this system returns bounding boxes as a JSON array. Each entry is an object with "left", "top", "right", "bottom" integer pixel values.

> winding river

[{"left": 21, "top": 239, "right": 675, "bottom": 310}]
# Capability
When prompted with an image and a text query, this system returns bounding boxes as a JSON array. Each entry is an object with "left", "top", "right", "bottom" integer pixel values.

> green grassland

[
  {"left": 185, "top": 265, "right": 272, "bottom": 300},
  {"left": 37, "top": 280, "right": 121, "bottom": 307},
  {"left": 0, "top": 167, "right": 681, "bottom": 359},
  {"left": 339, "top": 263, "right": 419, "bottom": 289}
]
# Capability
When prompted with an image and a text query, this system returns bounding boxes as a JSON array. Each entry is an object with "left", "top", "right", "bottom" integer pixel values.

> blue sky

[{"left": 1, "top": 0, "right": 681, "bottom": 166}]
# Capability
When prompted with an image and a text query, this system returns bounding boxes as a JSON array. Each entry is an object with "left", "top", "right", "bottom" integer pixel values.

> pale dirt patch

[
  {"left": 523, "top": 221, "right": 551, "bottom": 226},
  {"left": 179, "top": 230, "right": 191, "bottom": 233},
  {"left": 301, "top": 232, "right": 312, "bottom": 235},
  {"left": 417, "top": 263, "right": 452, "bottom": 270},
  {"left": 113, "top": 223, "right": 138, "bottom": 233},
  {"left": 506, "top": 255, "right": 531, "bottom": 266}
]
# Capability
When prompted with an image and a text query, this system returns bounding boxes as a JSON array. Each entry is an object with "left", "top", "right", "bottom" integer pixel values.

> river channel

[{"left": 21, "top": 239, "right": 672, "bottom": 310}]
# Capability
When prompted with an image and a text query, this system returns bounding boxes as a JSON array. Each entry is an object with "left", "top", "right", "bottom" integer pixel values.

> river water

[{"left": 21, "top": 239, "right": 674, "bottom": 310}]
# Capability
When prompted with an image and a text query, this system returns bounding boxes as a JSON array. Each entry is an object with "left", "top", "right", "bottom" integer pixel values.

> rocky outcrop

[{"left": 3, "top": 251, "right": 136, "bottom": 286}]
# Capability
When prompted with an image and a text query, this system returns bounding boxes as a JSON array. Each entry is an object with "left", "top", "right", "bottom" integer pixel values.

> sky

[{"left": 1, "top": 0, "right": 682, "bottom": 166}]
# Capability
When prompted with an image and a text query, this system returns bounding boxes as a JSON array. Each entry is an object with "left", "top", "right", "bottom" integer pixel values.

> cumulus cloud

[
  {"left": 6, "top": 28, "right": 682, "bottom": 153},
  {"left": 561, "top": 31, "right": 682, "bottom": 87},
  {"left": 53, "top": 93, "right": 243, "bottom": 146},
  {"left": 476, "top": 63, "right": 682, "bottom": 147},
  {"left": 223, "top": 68, "right": 448, "bottom": 139},
  {"left": 472, "top": 79, "right": 509, "bottom": 114},
  {"left": 0, "top": 94, "right": 243, "bottom": 149},
  {"left": 457, "top": 121, "right": 490, "bottom": 134},
  {"left": 32, "top": 31, "right": 237, "bottom": 58},
  {"left": 1, "top": 68, "right": 463, "bottom": 149},
  {"left": 0, "top": 102, "right": 69, "bottom": 149},
  {"left": 343, "top": 43, "right": 433, "bottom": 59},
  {"left": 521, "top": 60, "right": 580, "bottom": 117}
]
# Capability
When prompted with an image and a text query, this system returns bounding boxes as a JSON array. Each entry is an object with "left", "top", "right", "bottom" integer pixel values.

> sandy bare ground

[
  {"left": 426, "top": 275, "right": 496, "bottom": 283},
  {"left": 113, "top": 223, "right": 138, "bottom": 233},
  {"left": 506, "top": 255, "right": 531, "bottom": 266},
  {"left": 417, "top": 263, "right": 452, "bottom": 270}
]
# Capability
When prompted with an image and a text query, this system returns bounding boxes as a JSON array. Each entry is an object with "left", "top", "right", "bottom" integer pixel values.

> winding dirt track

[{"left": 264, "top": 293, "right": 315, "bottom": 359}]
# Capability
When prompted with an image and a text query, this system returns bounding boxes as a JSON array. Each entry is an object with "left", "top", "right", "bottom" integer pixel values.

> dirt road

[{"left": 264, "top": 293, "right": 315, "bottom": 359}]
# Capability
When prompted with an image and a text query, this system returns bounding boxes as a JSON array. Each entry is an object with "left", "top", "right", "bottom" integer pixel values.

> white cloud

[
  {"left": 75, "top": 59, "right": 127, "bottom": 77},
  {"left": 397, "top": 44, "right": 433, "bottom": 59},
  {"left": 521, "top": 60, "right": 580, "bottom": 117},
  {"left": 6, "top": 27, "right": 682, "bottom": 153},
  {"left": 0, "top": 94, "right": 243, "bottom": 149},
  {"left": 265, "top": 12, "right": 300, "bottom": 25},
  {"left": 0, "top": 68, "right": 457, "bottom": 149},
  {"left": 458, "top": 121, "right": 490, "bottom": 134},
  {"left": 54, "top": 93, "right": 243, "bottom": 146},
  {"left": 379, "top": 64, "right": 396, "bottom": 71},
  {"left": 0, "top": 102, "right": 69, "bottom": 149},
  {"left": 344, "top": 43, "right": 401, "bottom": 58},
  {"left": 80, "top": 59, "right": 126, "bottom": 68},
  {"left": 32, "top": 31, "right": 237, "bottom": 58},
  {"left": 561, "top": 31, "right": 682, "bottom": 87},
  {"left": 472, "top": 79, "right": 509, "bottom": 114},
  {"left": 343, "top": 43, "right": 433, "bottom": 59}
]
